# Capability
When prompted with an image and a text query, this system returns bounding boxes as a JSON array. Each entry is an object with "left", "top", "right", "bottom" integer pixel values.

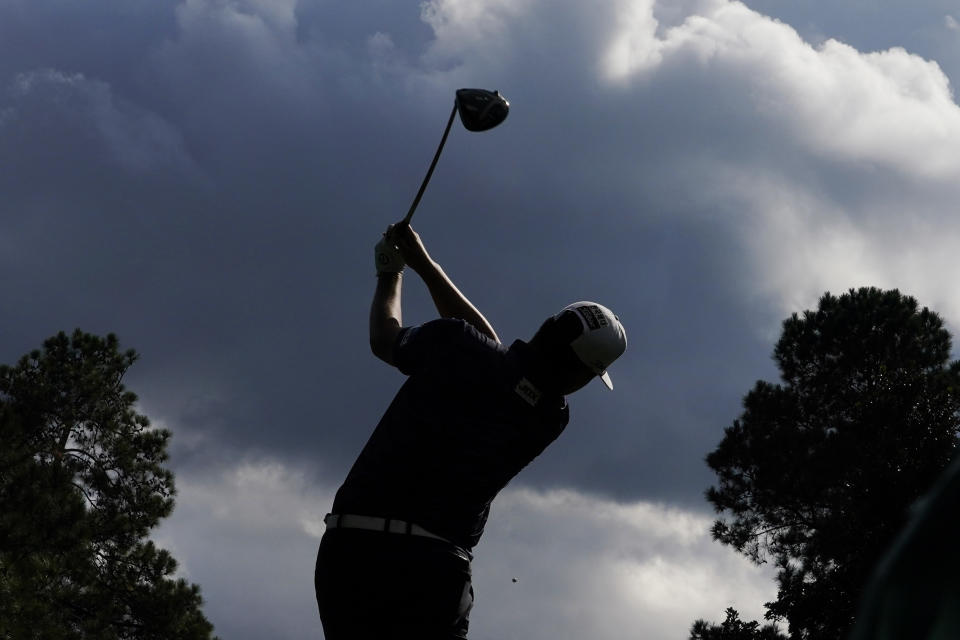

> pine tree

[
  {"left": 0, "top": 330, "right": 216, "bottom": 639},
  {"left": 694, "top": 288, "right": 960, "bottom": 639}
]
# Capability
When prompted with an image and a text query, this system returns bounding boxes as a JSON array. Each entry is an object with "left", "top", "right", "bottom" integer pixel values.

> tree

[
  {"left": 691, "top": 608, "right": 786, "bottom": 640},
  {"left": 698, "top": 288, "right": 960, "bottom": 640},
  {"left": 0, "top": 330, "right": 217, "bottom": 639}
]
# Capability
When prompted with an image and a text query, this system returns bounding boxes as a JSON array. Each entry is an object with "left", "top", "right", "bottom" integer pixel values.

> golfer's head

[{"left": 530, "top": 302, "right": 627, "bottom": 394}]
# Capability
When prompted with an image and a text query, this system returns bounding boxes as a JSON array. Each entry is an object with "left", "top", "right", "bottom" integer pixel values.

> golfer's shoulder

[
  {"left": 408, "top": 318, "right": 499, "bottom": 348},
  {"left": 401, "top": 319, "right": 502, "bottom": 367}
]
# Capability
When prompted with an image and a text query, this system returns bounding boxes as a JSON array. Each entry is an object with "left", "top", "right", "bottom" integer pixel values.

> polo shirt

[{"left": 331, "top": 318, "right": 570, "bottom": 551}]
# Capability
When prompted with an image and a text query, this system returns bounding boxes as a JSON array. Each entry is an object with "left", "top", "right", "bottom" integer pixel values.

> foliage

[
  {"left": 0, "top": 330, "right": 216, "bottom": 639},
  {"left": 700, "top": 288, "right": 960, "bottom": 640},
  {"left": 690, "top": 608, "right": 787, "bottom": 640}
]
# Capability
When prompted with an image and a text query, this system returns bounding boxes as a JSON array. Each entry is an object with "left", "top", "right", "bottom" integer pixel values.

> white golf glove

[{"left": 374, "top": 234, "right": 405, "bottom": 274}]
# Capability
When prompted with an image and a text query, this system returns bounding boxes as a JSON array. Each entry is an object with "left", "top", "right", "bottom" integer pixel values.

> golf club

[{"left": 400, "top": 88, "right": 510, "bottom": 226}]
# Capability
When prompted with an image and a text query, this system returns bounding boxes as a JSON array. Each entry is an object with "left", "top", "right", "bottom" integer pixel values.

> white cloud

[
  {"left": 713, "top": 169, "right": 878, "bottom": 314},
  {"left": 602, "top": 0, "right": 960, "bottom": 180},
  {"left": 420, "top": 0, "right": 535, "bottom": 56},
  {"left": 538, "top": 0, "right": 960, "bottom": 333},
  {"left": 603, "top": 0, "right": 663, "bottom": 79},
  {"left": 151, "top": 458, "right": 334, "bottom": 639},
  {"left": 472, "top": 487, "right": 777, "bottom": 640},
  {"left": 717, "top": 168, "right": 960, "bottom": 325},
  {"left": 154, "top": 460, "right": 777, "bottom": 639},
  {"left": 410, "top": 0, "right": 960, "bottom": 335}
]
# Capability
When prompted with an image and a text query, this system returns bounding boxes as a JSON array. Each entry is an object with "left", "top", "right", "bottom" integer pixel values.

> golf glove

[{"left": 374, "top": 235, "right": 404, "bottom": 274}]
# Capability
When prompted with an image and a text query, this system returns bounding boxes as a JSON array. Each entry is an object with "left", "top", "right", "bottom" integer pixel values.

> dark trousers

[{"left": 315, "top": 528, "right": 474, "bottom": 639}]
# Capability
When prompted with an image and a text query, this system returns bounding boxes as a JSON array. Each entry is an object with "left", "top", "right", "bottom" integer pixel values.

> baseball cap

[{"left": 560, "top": 301, "right": 627, "bottom": 390}]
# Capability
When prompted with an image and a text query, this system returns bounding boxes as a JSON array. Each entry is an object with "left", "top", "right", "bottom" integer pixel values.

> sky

[{"left": 2, "top": 0, "right": 960, "bottom": 637}]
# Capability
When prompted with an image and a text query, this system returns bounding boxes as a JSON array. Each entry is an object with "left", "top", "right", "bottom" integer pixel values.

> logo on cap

[{"left": 575, "top": 304, "right": 609, "bottom": 331}]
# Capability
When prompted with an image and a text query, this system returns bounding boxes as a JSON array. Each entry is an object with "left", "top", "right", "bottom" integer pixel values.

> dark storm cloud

[
  {"left": 7, "top": 1, "right": 960, "bottom": 638},
  {"left": 4, "top": 0, "right": 960, "bottom": 516}
]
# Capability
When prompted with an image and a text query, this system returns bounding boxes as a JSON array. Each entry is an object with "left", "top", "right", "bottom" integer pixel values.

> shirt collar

[{"left": 506, "top": 340, "right": 567, "bottom": 410}]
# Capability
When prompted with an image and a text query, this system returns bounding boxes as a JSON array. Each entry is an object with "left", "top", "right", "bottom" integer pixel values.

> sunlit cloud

[
  {"left": 151, "top": 458, "right": 334, "bottom": 639},
  {"left": 154, "top": 459, "right": 777, "bottom": 640},
  {"left": 602, "top": 0, "right": 960, "bottom": 179},
  {"left": 472, "top": 487, "right": 777, "bottom": 639}
]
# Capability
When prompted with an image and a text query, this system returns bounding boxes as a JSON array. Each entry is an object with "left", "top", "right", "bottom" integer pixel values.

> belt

[
  {"left": 325, "top": 513, "right": 450, "bottom": 542},
  {"left": 324, "top": 513, "right": 471, "bottom": 561}
]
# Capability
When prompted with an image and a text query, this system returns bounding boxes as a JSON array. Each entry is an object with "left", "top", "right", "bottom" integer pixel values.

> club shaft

[{"left": 401, "top": 101, "right": 458, "bottom": 226}]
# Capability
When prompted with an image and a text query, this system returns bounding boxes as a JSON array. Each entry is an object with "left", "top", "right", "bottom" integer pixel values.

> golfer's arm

[
  {"left": 416, "top": 260, "right": 500, "bottom": 343},
  {"left": 370, "top": 272, "right": 403, "bottom": 365}
]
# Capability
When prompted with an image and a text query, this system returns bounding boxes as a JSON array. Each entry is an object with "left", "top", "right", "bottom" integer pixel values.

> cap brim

[{"left": 599, "top": 371, "right": 613, "bottom": 390}]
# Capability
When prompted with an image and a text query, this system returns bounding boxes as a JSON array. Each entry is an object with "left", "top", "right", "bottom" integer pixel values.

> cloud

[
  {"left": 563, "top": 0, "right": 960, "bottom": 326},
  {"left": 599, "top": 0, "right": 960, "bottom": 180},
  {"left": 472, "top": 487, "right": 778, "bottom": 640},
  {"left": 153, "top": 459, "right": 777, "bottom": 640},
  {"left": 150, "top": 0, "right": 320, "bottom": 143},
  {"left": 0, "top": 68, "right": 198, "bottom": 177},
  {"left": 603, "top": 0, "right": 664, "bottom": 79},
  {"left": 152, "top": 458, "right": 335, "bottom": 639},
  {"left": 419, "top": 0, "right": 537, "bottom": 70},
  {"left": 407, "top": 0, "right": 960, "bottom": 331},
  {"left": 5, "top": 8, "right": 960, "bottom": 626},
  {"left": 711, "top": 166, "right": 960, "bottom": 325},
  {"left": 7, "top": 2, "right": 960, "bottom": 637}
]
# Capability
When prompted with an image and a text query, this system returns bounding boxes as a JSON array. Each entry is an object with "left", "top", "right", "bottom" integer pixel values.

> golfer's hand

[
  {"left": 391, "top": 223, "right": 433, "bottom": 274},
  {"left": 375, "top": 226, "right": 405, "bottom": 275}
]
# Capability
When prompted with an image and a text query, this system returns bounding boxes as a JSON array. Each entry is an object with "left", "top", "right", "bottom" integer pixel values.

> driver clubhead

[{"left": 455, "top": 88, "right": 510, "bottom": 132}]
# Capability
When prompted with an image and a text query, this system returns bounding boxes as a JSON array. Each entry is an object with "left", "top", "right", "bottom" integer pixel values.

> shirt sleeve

[{"left": 393, "top": 318, "right": 493, "bottom": 376}]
